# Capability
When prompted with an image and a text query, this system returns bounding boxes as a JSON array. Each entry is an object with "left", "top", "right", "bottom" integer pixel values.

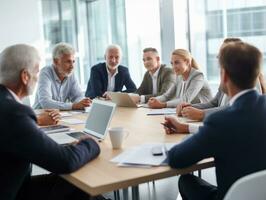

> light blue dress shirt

[{"left": 33, "top": 65, "right": 83, "bottom": 110}]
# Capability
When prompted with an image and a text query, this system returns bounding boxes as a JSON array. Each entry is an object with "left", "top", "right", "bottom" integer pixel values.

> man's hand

[
  {"left": 70, "top": 135, "right": 94, "bottom": 145},
  {"left": 181, "top": 106, "right": 204, "bottom": 121},
  {"left": 176, "top": 102, "right": 191, "bottom": 116},
  {"left": 37, "top": 109, "right": 61, "bottom": 126},
  {"left": 163, "top": 116, "right": 189, "bottom": 134},
  {"left": 102, "top": 92, "right": 112, "bottom": 100},
  {"left": 72, "top": 98, "right": 92, "bottom": 110},
  {"left": 148, "top": 98, "right": 167, "bottom": 109},
  {"left": 129, "top": 94, "right": 140, "bottom": 104}
]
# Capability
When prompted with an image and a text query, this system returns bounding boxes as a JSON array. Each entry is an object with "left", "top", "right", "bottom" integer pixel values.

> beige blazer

[{"left": 136, "top": 64, "right": 176, "bottom": 102}]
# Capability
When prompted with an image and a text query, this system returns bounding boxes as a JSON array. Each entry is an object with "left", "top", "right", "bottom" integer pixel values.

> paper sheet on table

[
  {"left": 146, "top": 108, "right": 176, "bottom": 115},
  {"left": 60, "top": 112, "right": 73, "bottom": 117},
  {"left": 111, "top": 143, "right": 177, "bottom": 167},
  {"left": 61, "top": 118, "right": 85, "bottom": 125}
]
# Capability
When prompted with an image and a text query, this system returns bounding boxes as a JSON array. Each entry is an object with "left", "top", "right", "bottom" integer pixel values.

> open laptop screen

[{"left": 84, "top": 100, "right": 116, "bottom": 139}]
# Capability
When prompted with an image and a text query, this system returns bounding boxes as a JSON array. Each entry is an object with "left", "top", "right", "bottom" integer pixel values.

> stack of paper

[{"left": 111, "top": 143, "right": 177, "bottom": 167}]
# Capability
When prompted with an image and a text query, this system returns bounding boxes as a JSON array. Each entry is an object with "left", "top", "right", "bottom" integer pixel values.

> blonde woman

[{"left": 148, "top": 49, "right": 212, "bottom": 108}]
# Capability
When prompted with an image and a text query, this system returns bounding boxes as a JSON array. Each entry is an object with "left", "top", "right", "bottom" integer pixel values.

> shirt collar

[
  {"left": 52, "top": 64, "right": 68, "bottom": 83},
  {"left": 229, "top": 88, "right": 256, "bottom": 106},
  {"left": 106, "top": 63, "right": 118, "bottom": 77},
  {"left": 149, "top": 66, "right": 161, "bottom": 78},
  {"left": 7, "top": 88, "right": 22, "bottom": 104}
]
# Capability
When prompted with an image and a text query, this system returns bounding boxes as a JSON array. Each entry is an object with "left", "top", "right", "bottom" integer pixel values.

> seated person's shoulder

[
  {"left": 91, "top": 62, "right": 105, "bottom": 71},
  {"left": 39, "top": 66, "right": 54, "bottom": 78},
  {"left": 1, "top": 100, "right": 34, "bottom": 117},
  {"left": 118, "top": 65, "right": 129, "bottom": 72},
  {"left": 161, "top": 65, "right": 174, "bottom": 74},
  {"left": 204, "top": 106, "right": 232, "bottom": 125}
]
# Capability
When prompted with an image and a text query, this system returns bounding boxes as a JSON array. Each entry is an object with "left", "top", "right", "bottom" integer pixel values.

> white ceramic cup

[{"left": 109, "top": 127, "right": 129, "bottom": 149}]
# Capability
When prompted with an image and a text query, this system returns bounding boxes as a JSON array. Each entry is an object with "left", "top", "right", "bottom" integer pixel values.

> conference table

[{"left": 61, "top": 107, "right": 214, "bottom": 200}]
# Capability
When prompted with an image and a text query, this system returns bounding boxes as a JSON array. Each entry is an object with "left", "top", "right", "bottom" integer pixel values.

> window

[{"left": 188, "top": 0, "right": 266, "bottom": 82}]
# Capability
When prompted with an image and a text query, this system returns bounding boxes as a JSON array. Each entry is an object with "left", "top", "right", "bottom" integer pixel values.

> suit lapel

[{"left": 102, "top": 64, "right": 108, "bottom": 91}]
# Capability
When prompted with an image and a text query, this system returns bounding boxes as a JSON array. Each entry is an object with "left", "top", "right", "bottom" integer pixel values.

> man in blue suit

[
  {"left": 85, "top": 44, "right": 136, "bottom": 99},
  {"left": 0, "top": 44, "right": 107, "bottom": 200},
  {"left": 163, "top": 41, "right": 266, "bottom": 200}
]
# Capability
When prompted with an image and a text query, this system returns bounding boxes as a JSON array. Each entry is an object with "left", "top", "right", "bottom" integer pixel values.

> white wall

[
  {"left": 0, "top": 0, "right": 45, "bottom": 105},
  {"left": 0, "top": 0, "right": 44, "bottom": 54}
]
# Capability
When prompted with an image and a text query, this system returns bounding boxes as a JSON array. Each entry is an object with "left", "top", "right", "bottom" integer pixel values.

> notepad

[{"left": 111, "top": 143, "right": 177, "bottom": 167}]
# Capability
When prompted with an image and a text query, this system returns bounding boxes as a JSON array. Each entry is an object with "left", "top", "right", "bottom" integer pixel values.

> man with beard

[
  {"left": 132, "top": 47, "right": 175, "bottom": 103},
  {"left": 33, "top": 42, "right": 91, "bottom": 110},
  {"left": 0, "top": 44, "right": 105, "bottom": 200},
  {"left": 85, "top": 44, "right": 136, "bottom": 99}
]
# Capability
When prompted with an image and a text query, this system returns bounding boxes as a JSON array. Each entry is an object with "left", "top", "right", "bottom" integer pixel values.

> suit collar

[
  {"left": 6, "top": 88, "right": 22, "bottom": 103},
  {"left": 0, "top": 84, "right": 17, "bottom": 101},
  {"left": 229, "top": 88, "right": 256, "bottom": 106},
  {"left": 231, "top": 89, "right": 259, "bottom": 107}
]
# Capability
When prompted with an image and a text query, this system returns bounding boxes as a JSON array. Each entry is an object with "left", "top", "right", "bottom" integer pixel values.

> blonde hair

[{"left": 172, "top": 49, "right": 199, "bottom": 69}]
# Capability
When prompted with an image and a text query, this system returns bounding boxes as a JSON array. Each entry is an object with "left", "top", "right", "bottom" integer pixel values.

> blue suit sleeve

[
  {"left": 168, "top": 117, "right": 218, "bottom": 169},
  {"left": 85, "top": 67, "right": 104, "bottom": 98},
  {"left": 123, "top": 68, "right": 137, "bottom": 93},
  {"left": 7, "top": 109, "right": 100, "bottom": 174}
]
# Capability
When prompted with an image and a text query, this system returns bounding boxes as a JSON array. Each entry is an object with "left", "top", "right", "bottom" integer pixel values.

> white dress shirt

[
  {"left": 106, "top": 65, "right": 118, "bottom": 92},
  {"left": 140, "top": 67, "right": 160, "bottom": 103}
]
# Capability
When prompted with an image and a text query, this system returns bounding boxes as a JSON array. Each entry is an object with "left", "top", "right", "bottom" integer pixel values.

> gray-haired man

[{"left": 33, "top": 42, "right": 91, "bottom": 110}]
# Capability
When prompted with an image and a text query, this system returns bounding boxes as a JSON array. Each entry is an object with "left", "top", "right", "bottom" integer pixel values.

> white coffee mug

[{"left": 109, "top": 127, "right": 129, "bottom": 149}]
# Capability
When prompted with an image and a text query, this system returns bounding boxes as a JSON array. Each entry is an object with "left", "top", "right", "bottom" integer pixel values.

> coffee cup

[{"left": 109, "top": 127, "right": 129, "bottom": 149}]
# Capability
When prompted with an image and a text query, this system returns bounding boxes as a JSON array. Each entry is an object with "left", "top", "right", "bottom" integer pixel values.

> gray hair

[
  {"left": 52, "top": 42, "right": 75, "bottom": 59},
  {"left": 0, "top": 44, "right": 40, "bottom": 85},
  {"left": 105, "top": 44, "right": 122, "bottom": 57}
]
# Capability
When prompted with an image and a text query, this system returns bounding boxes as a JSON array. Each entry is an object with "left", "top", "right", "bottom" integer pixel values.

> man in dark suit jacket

[
  {"left": 163, "top": 42, "right": 266, "bottom": 200},
  {"left": 85, "top": 44, "right": 136, "bottom": 99},
  {"left": 133, "top": 47, "right": 175, "bottom": 103},
  {"left": 0, "top": 44, "right": 102, "bottom": 200}
]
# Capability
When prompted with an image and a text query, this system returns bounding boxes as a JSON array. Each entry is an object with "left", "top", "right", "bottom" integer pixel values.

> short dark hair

[
  {"left": 223, "top": 37, "right": 242, "bottom": 44},
  {"left": 143, "top": 47, "right": 158, "bottom": 54},
  {"left": 219, "top": 42, "right": 262, "bottom": 90}
]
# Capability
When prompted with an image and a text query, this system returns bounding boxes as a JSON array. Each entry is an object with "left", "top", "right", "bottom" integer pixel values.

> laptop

[
  {"left": 107, "top": 92, "right": 142, "bottom": 108},
  {"left": 47, "top": 100, "right": 116, "bottom": 144}
]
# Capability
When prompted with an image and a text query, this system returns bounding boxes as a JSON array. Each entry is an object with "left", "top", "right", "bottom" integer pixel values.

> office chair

[{"left": 224, "top": 169, "right": 266, "bottom": 200}]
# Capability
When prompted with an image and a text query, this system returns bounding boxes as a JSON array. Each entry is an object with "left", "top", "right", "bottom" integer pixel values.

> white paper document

[
  {"left": 61, "top": 118, "right": 85, "bottom": 125},
  {"left": 60, "top": 112, "right": 73, "bottom": 118},
  {"left": 146, "top": 108, "right": 176, "bottom": 116},
  {"left": 111, "top": 143, "right": 177, "bottom": 167}
]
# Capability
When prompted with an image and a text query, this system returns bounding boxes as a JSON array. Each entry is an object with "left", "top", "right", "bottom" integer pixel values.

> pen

[{"left": 160, "top": 122, "right": 176, "bottom": 133}]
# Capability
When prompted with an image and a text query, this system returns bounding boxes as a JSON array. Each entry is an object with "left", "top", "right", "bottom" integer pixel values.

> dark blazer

[
  {"left": 85, "top": 62, "right": 137, "bottom": 98},
  {"left": 135, "top": 64, "right": 176, "bottom": 103},
  {"left": 168, "top": 90, "right": 266, "bottom": 200},
  {"left": 0, "top": 85, "right": 100, "bottom": 200}
]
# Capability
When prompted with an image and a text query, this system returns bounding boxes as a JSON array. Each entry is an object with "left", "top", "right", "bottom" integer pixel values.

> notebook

[
  {"left": 40, "top": 124, "right": 70, "bottom": 134},
  {"left": 47, "top": 100, "right": 116, "bottom": 144}
]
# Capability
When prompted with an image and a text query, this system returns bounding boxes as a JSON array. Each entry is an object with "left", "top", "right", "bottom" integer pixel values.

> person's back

[
  {"left": 166, "top": 41, "right": 266, "bottom": 200},
  {"left": 208, "top": 90, "right": 266, "bottom": 198}
]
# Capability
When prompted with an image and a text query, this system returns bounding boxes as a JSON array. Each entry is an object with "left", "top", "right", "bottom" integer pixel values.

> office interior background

[{"left": 0, "top": 0, "right": 266, "bottom": 103}]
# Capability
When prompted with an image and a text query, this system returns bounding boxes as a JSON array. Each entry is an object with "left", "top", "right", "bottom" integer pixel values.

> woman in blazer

[{"left": 148, "top": 49, "right": 212, "bottom": 108}]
